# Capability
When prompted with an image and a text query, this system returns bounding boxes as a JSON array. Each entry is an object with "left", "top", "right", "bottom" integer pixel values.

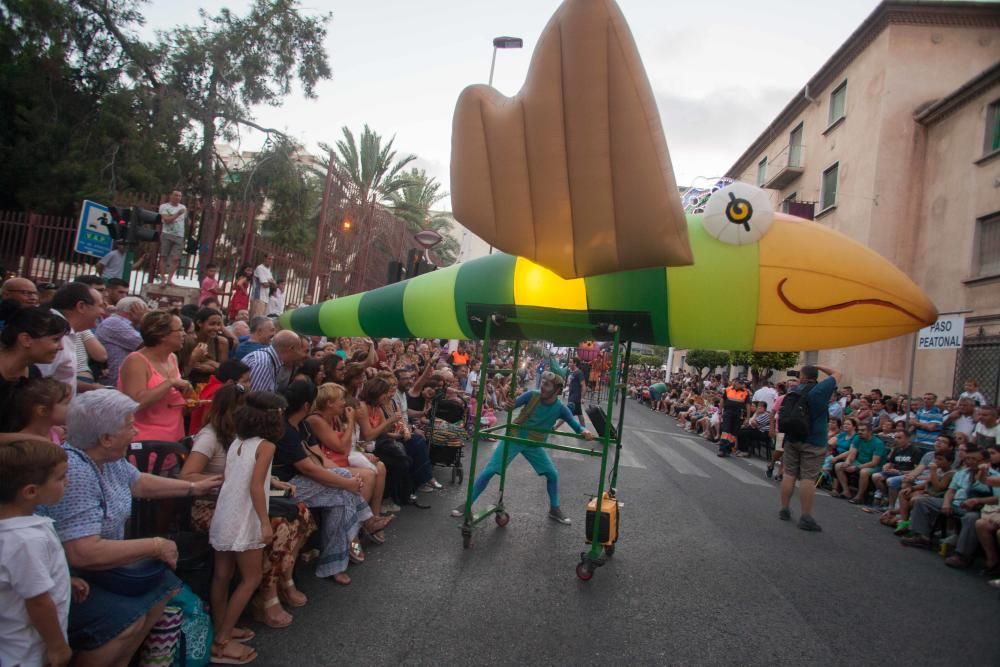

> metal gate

[{"left": 953, "top": 334, "right": 1000, "bottom": 405}]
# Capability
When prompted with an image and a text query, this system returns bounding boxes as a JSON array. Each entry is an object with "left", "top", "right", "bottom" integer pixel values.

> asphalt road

[{"left": 252, "top": 399, "right": 1000, "bottom": 666}]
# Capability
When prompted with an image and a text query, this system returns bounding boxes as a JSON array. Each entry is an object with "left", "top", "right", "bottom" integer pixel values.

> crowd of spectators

[
  {"left": 629, "top": 370, "right": 1000, "bottom": 587},
  {"left": 0, "top": 268, "right": 537, "bottom": 666}
]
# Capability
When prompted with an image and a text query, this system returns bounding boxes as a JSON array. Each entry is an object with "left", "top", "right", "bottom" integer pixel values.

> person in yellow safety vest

[{"left": 718, "top": 378, "right": 751, "bottom": 457}]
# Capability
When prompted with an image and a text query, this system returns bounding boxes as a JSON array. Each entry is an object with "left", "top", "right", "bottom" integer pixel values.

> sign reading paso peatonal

[{"left": 917, "top": 315, "right": 965, "bottom": 350}]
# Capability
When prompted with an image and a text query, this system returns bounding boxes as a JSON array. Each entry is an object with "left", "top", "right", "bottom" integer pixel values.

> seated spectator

[
  {"left": 833, "top": 422, "right": 885, "bottom": 502},
  {"left": 910, "top": 392, "right": 943, "bottom": 446},
  {"left": 188, "top": 359, "right": 251, "bottom": 435},
  {"left": 0, "top": 302, "right": 68, "bottom": 438},
  {"left": 893, "top": 445, "right": 955, "bottom": 534},
  {"left": 974, "top": 446, "right": 1000, "bottom": 579},
  {"left": 974, "top": 405, "right": 998, "bottom": 449},
  {"left": 274, "top": 380, "right": 377, "bottom": 584},
  {"left": 303, "top": 382, "right": 390, "bottom": 522},
  {"left": 736, "top": 401, "right": 770, "bottom": 457},
  {"left": 902, "top": 445, "right": 998, "bottom": 568},
  {"left": 13, "top": 377, "right": 71, "bottom": 445},
  {"left": 38, "top": 282, "right": 104, "bottom": 398},
  {"left": 0, "top": 276, "right": 40, "bottom": 306},
  {"left": 342, "top": 362, "right": 367, "bottom": 398},
  {"left": 292, "top": 358, "right": 324, "bottom": 386},
  {"left": 870, "top": 398, "right": 891, "bottom": 431},
  {"left": 180, "top": 307, "right": 230, "bottom": 386},
  {"left": 118, "top": 311, "right": 190, "bottom": 446},
  {"left": 96, "top": 296, "right": 147, "bottom": 386},
  {"left": 322, "top": 353, "right": 347, "bottom": 385},
  {"left": 871, "top": 429, "right": 920, "bottom": 508},
  {"left": 43, "top": 390, "right": 220, "bottom": 666},
  {"left": 244, "top": 330, "right": 307, "bottom": 393},
  {"left": 234, "top": 317, "right": 275, "bottom": 361},
  {"left": 944, "top": 397, "right": 977, "bottom": 438}
]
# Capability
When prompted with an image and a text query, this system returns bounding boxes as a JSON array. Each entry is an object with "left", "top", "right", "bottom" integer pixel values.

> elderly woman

[
  {"left": 118, "top": 310, "right": 190, "bottom": 444},
  {"left": 44, "top": 390, "right": 221, "bottom": 667}
]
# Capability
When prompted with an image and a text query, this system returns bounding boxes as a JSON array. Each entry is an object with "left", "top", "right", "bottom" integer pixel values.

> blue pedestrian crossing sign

[{"left": 75, "top": 200, "right": 113, "bottom": 259}]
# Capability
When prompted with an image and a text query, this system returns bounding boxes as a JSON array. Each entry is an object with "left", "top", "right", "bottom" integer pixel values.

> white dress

[{"left": 210, "top": 436, "right": 271, "bottom": 551}]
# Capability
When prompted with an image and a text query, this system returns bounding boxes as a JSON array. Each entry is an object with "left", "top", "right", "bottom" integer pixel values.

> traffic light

[{"left": 108, "top": 206, "right": 161, "bottom": 244}]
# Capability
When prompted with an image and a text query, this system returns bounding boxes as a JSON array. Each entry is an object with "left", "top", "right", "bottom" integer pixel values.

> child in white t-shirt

[{"left": 0, "top": 440, "right": 88, "bottom": 667}]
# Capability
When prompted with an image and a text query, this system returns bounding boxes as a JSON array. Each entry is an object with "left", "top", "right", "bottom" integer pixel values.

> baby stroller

[{"left": 425, "top": 389, "right": 468, "bottom": 484}]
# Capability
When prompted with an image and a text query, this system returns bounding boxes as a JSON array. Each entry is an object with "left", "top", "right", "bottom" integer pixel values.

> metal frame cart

[{"left": 458, "top": 313, "right": 633, "bottom": 581}]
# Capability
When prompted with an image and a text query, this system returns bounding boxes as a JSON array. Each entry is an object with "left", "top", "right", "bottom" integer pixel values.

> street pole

[
  {"left": 309, "top": 150, "right": 336, "bottom": 300},
  {"left": 485, "top": 36, "right": 522, "bottom": 256}
]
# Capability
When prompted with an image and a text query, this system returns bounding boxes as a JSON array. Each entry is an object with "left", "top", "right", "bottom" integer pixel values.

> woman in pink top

[{"left": 118, "top": 310, "right": 191, "bottom": 442}]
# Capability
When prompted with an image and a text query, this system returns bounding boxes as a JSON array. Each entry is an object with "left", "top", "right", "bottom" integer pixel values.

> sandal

[
  {"left": 211, "top": 639, "right": 257, "bottom": 665},
  {"left": 331, "top": 572, "right": 351, "bottom": 585},
  {"left": 829, "top": 491, "right": 843, "bottom": 498},
  {"left": 250, "top": 597, "right": 292, "bottom": 629},
  {"left": 362, "top": 526, "right": 386, "bottom": 545},
  {"left": 348, "top": 538, "right": 365, "bottom": 564},
  {"left": 279, "top": 579, "right": 307, "bottom": 608},
  {"left": 231, "top": 627, "right": 255, "bottom": 643}
]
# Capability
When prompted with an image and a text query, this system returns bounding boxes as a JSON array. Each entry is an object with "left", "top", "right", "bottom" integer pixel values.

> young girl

[
  {"left": 209, "top": 391, "right": 285, "bottom": 665},
  {"left": 12, "top": 377, "right": 71, "bottom": 444}
]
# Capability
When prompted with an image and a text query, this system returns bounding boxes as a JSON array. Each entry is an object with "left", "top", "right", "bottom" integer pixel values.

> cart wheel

[
  {"left": 604, "top": 544, "right": 615, "bottom": 557},
  {"left": 457, "top": 467, "right": 464, "bottom": 484},
  {"left": 451, "top": 467, "right": 458, "bottom": 484},
  {"left": 495, "top": 511, "right": 510, "bottom": 527},
  {"left": 462, "top": 533, "right": 472, "bottom": 549},
  {"left": 575, "top": 562, "right": 594, "bottom": 581}
]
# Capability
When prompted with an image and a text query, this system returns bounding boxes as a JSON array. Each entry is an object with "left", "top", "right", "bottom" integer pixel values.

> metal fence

[
  {"left": 0, "top": 177, "right": 427, "bottom": 312},
  {"left": 953, "top": 334, "right": 1000, "bottom": 405}
]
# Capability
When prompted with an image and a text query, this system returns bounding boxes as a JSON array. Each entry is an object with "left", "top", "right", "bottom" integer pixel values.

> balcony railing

[{"left": 764, "top": 143, "right": 805, "bottom": 190}]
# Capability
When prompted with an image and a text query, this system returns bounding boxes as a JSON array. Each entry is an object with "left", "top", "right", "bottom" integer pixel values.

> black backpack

[{"left": 778, "top": 383, "right": 816, "bottom": 440}]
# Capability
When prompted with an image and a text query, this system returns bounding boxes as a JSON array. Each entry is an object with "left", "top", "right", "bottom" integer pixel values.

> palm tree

[
  {"left": 390, "top": 169, "right": 461, "bottom": 265},
  {"left": 323, "top": 124, "right": 416, "bottom": 207}
]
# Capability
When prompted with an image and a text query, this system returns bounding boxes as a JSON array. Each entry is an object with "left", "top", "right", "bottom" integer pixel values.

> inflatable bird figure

[{"left": 283, "top": 0, "right": 936, "bottom": 350}]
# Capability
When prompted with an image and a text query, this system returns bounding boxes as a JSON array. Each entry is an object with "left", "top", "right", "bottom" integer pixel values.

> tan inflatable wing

[{"left": 451, "top": 0, "right": 692, "bottom": 279}]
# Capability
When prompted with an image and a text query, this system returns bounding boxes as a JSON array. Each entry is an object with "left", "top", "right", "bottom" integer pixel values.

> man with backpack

[{"left": 778, "top": 364, "right": 841, "bottom": 531}]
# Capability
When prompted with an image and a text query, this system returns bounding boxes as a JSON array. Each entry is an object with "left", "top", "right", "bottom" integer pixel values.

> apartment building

[{"left": 724, "top": 1, "right": 1000, "bottom": 402}]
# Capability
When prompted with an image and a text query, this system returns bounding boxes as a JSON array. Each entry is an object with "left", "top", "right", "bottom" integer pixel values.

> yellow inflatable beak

[{"left": 754, "top": 213, "right": 937, "bottom": 351}]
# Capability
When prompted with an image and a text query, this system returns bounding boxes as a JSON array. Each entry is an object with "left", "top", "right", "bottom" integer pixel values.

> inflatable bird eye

[{"left": 701, "top": 182, "right": 774, "bottom": 245}]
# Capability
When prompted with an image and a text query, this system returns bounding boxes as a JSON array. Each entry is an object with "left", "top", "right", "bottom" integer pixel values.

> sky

[{"left": 140, "top": 0, "right": 888, "bottom": 206}]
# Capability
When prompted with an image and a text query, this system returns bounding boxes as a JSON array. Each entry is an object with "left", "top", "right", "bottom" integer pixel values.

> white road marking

[
  {"left": 634, "top": 431, "right": 709, "bottom": 477},
  {"left": 672, "top": 438, "right": 770, "bottom": 487}
]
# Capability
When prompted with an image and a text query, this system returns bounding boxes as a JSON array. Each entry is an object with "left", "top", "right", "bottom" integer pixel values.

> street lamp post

[
  {"left": 488, "top": 36, "right": 523, "bottom": 87},
  {"left": 483, "top": 35, "right": 524, "bottom": 257}
]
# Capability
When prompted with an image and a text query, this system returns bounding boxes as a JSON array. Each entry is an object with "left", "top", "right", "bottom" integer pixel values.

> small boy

[{"left": 0, "top": 440, "right": 87, "bottom": 667}]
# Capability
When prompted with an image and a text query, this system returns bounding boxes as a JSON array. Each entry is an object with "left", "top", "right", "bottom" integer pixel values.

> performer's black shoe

[{"left": 548, "top": 507, "right": 571, "bottom": 525}]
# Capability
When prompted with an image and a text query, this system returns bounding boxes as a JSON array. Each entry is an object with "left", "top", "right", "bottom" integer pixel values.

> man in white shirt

[
  {"left": 36, "top": 283, "right": 103, "bottom": 398},
  {"left": 752, "top": 382, "right": 779, "bottom": 411},
  {"left": 251, "top": 253, "right": 275, "bottom": 318},
  {"left": 96, "top": 240, "right": 127, "bottom": 280},
  {"left": 267, "top": 278, "right": 286, "bottom": 317},
  {"left": 157, "top": 190, "right": 188, "bottom": 286}
]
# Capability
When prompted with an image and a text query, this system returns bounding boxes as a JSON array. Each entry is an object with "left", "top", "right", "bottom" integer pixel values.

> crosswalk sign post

[{"left": 75, "top": 200, "right": 114, "bottom": 259}]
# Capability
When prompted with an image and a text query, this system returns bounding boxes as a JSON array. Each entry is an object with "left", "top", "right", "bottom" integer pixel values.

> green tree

[
  {"left": 0, "top": 0, "right": 196, "bottom": 211},
  {"left": 728, "top": 351, "right": 800, "bottom": 388},
  {"left": 226, "top": 137, "right": 323, "bottom": 252},
  {"left": 684, "top": 349, "right": 730, "bottom": 379}
]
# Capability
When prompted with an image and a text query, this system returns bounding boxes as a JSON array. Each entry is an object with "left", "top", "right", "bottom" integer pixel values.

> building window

[
  {"left": 820, "top": 162, "right": 839, "bottom": 211},
  {"left": 985, "top": 99, "right": 1000, "bottom": 155},
  {"left": 975, "top": 212, "right": 1000, "bottom": 278},
  {"left": 828, "top": 81, "right": 847, "bottom": 127},
  {"left": 789, "top": 123, "right": 804, "bottom": 167},
  {"left": 756, "top": 157, "right": 767, "bottom": 186}
]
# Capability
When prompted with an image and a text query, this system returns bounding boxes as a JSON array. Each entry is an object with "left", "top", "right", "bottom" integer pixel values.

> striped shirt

[
  {"left": 245, "top": 345, "right": 281, "bottom": 392},
  {"left": 913, "top": 406, "right": 943, "bottom": 445}
]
